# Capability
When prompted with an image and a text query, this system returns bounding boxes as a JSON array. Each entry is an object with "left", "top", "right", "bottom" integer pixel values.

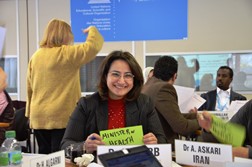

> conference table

[
  {"left": 23, "top": 153, "right": 190, "bottom": 167},
  {"left": 64, "top": 159, "right": 191, "bottom": 167}
]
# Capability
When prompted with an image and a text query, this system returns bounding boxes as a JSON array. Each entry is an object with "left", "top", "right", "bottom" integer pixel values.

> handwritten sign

[
  {"left": 210, "top": 115, "right": 246, "bottom": 147},
  {"left": 175, "top": 140, "right": 232, "bottom": 166},
  {"left": 30, "top": 150, "right": 65, "bottom": 167},
  {"left": 100, "top": 125, "right": 144, "bottom": 145},
  {"left": 97, "top": 144, "right": 172, "bottom": 167}
]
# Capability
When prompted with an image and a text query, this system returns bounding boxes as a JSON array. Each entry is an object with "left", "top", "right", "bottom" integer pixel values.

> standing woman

[
  {"left": 26, "top": 19, "right": 104, "bottom": 154},
  {"left": 61, "top": 50, "right": 166, "bottom": 155}
]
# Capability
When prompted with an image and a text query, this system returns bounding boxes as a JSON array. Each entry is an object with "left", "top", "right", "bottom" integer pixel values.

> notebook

[{"left": 98, "top": 145, "right": 163, "bottom": 167}]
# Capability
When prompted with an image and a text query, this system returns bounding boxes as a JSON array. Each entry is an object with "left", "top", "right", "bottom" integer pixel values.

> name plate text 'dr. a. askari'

[{"left": 175, "top": 140, "right": 232, "bottom": 166}]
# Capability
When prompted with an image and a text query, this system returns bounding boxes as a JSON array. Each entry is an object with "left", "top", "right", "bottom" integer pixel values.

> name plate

[
  {"left": 234, "top": 157, "right": 252, "bottom": 164},
  {"left": 226, "top": 162, "right": 252, "bottom": 167},
  {"left": 175, "top": 140, "right": 232, "bottom": 166},
  {"left": 30, "top": 150, "right": 65, "bottom": 167},
  {"left": 97, "top": 144, "right": 171, "bottom": 167},
  {"left": 198, "top": 111, "right": 233, "bottom": 121}
]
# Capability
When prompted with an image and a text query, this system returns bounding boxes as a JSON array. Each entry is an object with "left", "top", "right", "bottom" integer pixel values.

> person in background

[
  {"left": 175, "top": 56, "right": 200, "bottom": 88},
  {"left": 0, "top": 67, "right": 7, "bottom": 92},
  {"left": 0, "top": 67, "right": 14, "bottom": 145},
  {"left": 233, "top": 71, "right": 251, "bottom": 91},
  {"left": 26, "top": 18, "right": 104, "bottom": 154},
  {"left": 142, "top": 66, "right": 154, "bottom": 84},
  {"left": 198, "top": 99, "right": 252, "bottom": 159},
  {"left": 61, "top": 50, "right": 167, "bottom": 156},
  {"left": 141, "top": 56, "right": 200, "bottom": 149},
  {"left": 199, "top": 66, "right": 246, "bottom": 111},
  {"left": 198, "top": 73, "right": 215, "bottom": 91}
]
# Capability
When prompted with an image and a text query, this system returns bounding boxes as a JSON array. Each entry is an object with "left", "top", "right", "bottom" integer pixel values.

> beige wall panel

[
  {"left": 27, "top": 0, "right": 39, "bottom": 59},
  {"left": 100, "top": 42, "right": 133, "bottom": 54},
  {"left": 146, "top": 0, "right": 252, "bottom": 53},
  {"left": 134, "top": 41, "right": 144, "bottom": 68},
  {"left": 18, "top": 1, "right": 29, "bottom": 100},
  {"left": 0, "top": 0, "right": 18, "bottom": 55}
]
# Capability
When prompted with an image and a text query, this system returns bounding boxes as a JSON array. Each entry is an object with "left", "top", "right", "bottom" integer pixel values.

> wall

[{"left": 0, "top": 0, "right": 252, "bottom": 100}]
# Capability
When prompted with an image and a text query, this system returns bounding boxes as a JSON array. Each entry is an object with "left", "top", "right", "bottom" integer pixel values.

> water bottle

[{"left": 0, "top": 131, "right": 22, "bottom": 166}]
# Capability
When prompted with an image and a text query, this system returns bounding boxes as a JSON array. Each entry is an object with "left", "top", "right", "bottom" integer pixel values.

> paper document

[
  {"left": 198, "top": 100, "right": 248, "bottom": 120},
  {"left": 174, "top": 85, "right": 194, "bottom": 106},
  {"left": 229, "top": 100, "right": 248, "bottom": 114},
  {"left": 174, "top": 85, "right": 206, "bottom": 113}
]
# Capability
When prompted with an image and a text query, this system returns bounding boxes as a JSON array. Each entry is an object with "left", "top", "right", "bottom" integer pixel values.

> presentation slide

[{"left": 71, "top": 0, "right": 188, "bottom": 42}]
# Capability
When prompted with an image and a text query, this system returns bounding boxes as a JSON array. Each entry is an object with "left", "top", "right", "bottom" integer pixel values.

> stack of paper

[{"left": 174, "top": 85, "right": 206, "bottom": 113}]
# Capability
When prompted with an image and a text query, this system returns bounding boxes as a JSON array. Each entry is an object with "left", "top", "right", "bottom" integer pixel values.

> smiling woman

[
  {"left": 61, "top": 50, "right": 167, "bottom": 162},
  {"left": 106, "top": 60, "right": 135, "bottom": 100}
]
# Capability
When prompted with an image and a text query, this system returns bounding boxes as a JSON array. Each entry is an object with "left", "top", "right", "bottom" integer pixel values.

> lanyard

[{"left": 216, "top": 93, "right": 230, "bottom": 111}]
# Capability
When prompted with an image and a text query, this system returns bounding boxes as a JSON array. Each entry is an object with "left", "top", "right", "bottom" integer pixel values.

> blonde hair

[{"left": 40, "top": 19, "right": 74, "bottom": 48}]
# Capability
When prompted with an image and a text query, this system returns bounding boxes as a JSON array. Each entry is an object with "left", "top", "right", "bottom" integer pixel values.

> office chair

[
  {"left": 14, "top": 107, "right": 31, "bottom": 153},
  {"left": 12, "top": 100, "right": 32, "bottom": 153}
]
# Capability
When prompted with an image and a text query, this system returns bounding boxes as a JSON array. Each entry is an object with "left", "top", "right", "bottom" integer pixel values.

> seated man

[
  {"left": 198, "top": 99, "right": 252, "bottom": 159},
  {"left": 142, "top": 56, "right": 200, "bottom": 149},
  {"left": 199, "top": 66, "right": 246, "bottom": 111}
]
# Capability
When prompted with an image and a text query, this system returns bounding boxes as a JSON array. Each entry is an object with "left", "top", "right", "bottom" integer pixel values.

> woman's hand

[
  {"left": 82, "top": 26, "right": 95, "bottom": 34},
  {"left": 84, "top": 133, "right": 105, "bottom": 153},
  {"left": 143, "top": 133, "right": 158, "bottom": 144}
]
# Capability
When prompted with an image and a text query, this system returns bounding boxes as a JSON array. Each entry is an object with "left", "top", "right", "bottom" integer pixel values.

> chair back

[
  {"left": 14, "top": 107, "right": 30, "bottom": 141},
  {"left": 12, "top": 100, "right": 32, "bottom": 153}
]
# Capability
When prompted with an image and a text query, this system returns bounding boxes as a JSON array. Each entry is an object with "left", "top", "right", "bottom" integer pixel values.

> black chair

[
  {"left": 13, "top": 107, "right": 32, "bottom": 153},
  {"left": 12, "top": 101, "right": 32, "bottom": 153}
]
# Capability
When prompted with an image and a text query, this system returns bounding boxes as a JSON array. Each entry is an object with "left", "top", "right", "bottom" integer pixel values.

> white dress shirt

[{"left": 215, "top": 87, "right": 231, "bottom": 111}]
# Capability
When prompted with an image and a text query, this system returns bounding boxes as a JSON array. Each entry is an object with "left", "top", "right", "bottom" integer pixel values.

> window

[
  {"left": 80, "top": 56, "right": 106, "bottom": 95},
  {"left": 0, "top": 57, "right": 18, "bottom": 93},
  {"left": 145, "top": 52, "right": 252, "bottom": 92}
]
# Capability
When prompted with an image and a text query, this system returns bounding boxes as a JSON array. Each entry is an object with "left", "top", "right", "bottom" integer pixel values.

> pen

[{"left": 90, "top": 136, "right": 96, "bottom": 140}]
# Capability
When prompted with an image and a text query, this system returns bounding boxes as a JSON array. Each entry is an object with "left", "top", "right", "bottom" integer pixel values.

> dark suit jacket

[
  {"left": 141, "top": 77, "right": 200, "bottom": 148},
  {"left": 199, "top": 89, "right": 247, "bottom": 111},
  {"left": 0, "top": 90, "right": 14, "bottom": 145},
  {"left": 61, "top": 92, "right": 167, "bottom": 150}
]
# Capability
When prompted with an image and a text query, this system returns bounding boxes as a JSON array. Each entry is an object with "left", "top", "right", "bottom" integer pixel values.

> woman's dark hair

[{"left": 97, "top": 50, "right": 144, "bottom": 101}]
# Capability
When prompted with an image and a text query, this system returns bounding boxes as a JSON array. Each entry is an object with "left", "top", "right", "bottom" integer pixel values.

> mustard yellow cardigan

[{"left": 25, "top": 26, "right": 103, "bottom": 129}]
